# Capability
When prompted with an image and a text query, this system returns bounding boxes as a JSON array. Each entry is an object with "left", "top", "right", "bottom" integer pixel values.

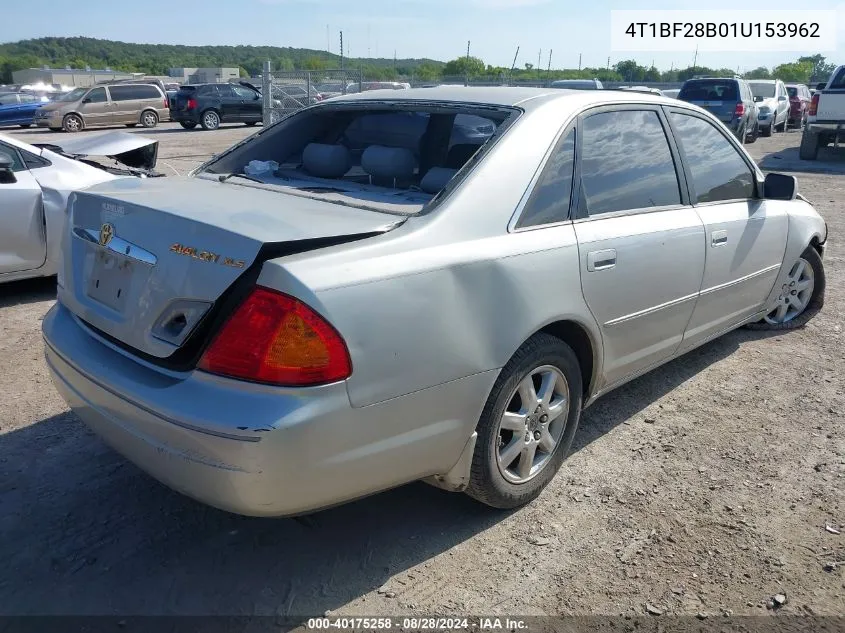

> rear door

[
  {"left": 106, "top": 85, "right": 138, "bottom": 123},
  {"left": 573, "top": 105, "right": 705, "bottom": 389},
  {"left": 78, "top": 87, "right": 112, "bottom": 126},
  {"left": 0, "top": 93, "right": 20, "bottom": 125},
  {"left": 0, "top": 142, "right": 46, "bottom": 275},
  {"left": 214, "top": 84, "right": 241, "bottom": 121},
  {"left": 665, "top": 108, "right": 788, "bottom": 350}
]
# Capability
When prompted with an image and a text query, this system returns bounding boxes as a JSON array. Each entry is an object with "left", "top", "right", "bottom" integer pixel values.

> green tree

[
  {"left": 614, "top": 59, "right": 645, "bottom": 82},
  {"left": 798, "top": 54, "right": 836, "bottom": 82},
  {"left": 772, "top": 61, "right": 813, "bottom": 82},
  {"left": 442, "top": 56, "right": 485, "bottom": 77},
  {"left": 745, "top": 66, "right": 771, "bottom": 79}
]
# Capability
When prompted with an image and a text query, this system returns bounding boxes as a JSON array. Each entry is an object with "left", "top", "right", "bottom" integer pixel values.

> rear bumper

[
  {"left": 806, "top": 122, "right": 845, "bottom": 132},
  {"left": 42, "top": 303, "right": 490, "bottom": 516}
]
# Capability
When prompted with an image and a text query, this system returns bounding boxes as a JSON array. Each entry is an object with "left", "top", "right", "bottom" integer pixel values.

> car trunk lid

[{"left": 59, "top": 176, "right": 401, "bottom": 363}]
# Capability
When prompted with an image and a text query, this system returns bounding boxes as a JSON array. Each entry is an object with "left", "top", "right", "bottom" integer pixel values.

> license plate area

[{"left": 86, "top": 250, "right": 132, "bottom": 312}]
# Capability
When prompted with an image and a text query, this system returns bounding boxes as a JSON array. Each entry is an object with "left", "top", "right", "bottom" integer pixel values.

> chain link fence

[{"left": 261, "top": 64, "right": 363, "bottom": 125}]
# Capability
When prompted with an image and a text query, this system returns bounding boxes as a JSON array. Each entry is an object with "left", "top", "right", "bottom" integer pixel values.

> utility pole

[
  {"left": 510, "top": 46, "right": 520, "bottom": 78},
  {"left": 547, "top": 49, "right": 552, "bottom": 73},
  {"left": 607, "top": 56, "right": 610, "bottom": 70},
  {"left": 466, "top": 40, "right": 471, "bottom": 61},
  {"left": 578, "top": 53, "right": 582, "bottom": 71},
  {"left": 340, "top": 31, "right": 344, "bottom": 70},
  {"left": 692, "top": 45, "right": 698, "bottom": 72},
  {"left": 394, "top": 50, "right": 397, "bottom": 78}
]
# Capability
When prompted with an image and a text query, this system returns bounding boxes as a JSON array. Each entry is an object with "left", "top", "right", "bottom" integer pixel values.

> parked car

[
  {"left": 799, "top": 66, "right": 845, "bottom": 160},
  {"left": 678, "top": 77, "right": 759, "bottom": 143},
  {"left": 345, "top": 81, "right": 411, "bottom": 93},
  {"left": 41, "top": 87, "right": 827, "bottom": 517},
  {"left": 549, "top": 79, "right": 603, "bottom": 90},
  {"left": 748, "top": 79, "right": 789, "bottom": 137},
  {"left": 662, "top": 88, "right": 680, "bottom": 99},
  {"left": 170, "top": 82, "right": 264, "bottom": 130},
  {"left": 0, "top": 92, "right": 48, "bottom": 128},
  {"left": 34, "top": 83, "right": 169, "bottom": 132},
  {"left": 785, "top": 84, "right": 812, "bottom": 129},
  {"left": 0, "top": 131, "right": 161, "bottom": 284}
]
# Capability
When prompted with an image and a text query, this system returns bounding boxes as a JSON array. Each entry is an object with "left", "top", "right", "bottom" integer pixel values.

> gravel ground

[{"left": 0, "top": 123, "right": 843, "bottom": 626}]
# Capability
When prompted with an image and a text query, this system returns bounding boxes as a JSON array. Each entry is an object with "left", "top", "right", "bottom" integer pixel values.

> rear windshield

[
  {"left": 679, "top": 80, "right": 738, "bottom": 101},
  {"left": 550, "top": 80, "right": 597, "bottom": 89},
  {"left": 201, "top": 104, "right": 514, "bottom": 215},
  {"left": 830, "top": 68, "right": 845, "bottom": 90},
  {"left": 786, "top": 87, "right": 798, "bottom": 97},
  {"left": 749, "top": 82, "right": 776, "bottom": 99}
]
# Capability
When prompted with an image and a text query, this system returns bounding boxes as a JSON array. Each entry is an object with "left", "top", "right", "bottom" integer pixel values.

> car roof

[
  {"left": 747, "top": 79, "right": 777, "bottom": 83},
  {"left": 327, "top": 85, "right": 675, "bottom": 111}
]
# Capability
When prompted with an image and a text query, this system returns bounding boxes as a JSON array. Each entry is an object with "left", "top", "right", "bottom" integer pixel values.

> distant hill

[{"left": 0, "top": 36, "right": 445, "bottom": 82}]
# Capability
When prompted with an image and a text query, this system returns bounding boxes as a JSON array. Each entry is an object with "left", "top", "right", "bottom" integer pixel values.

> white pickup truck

[{"left": 800, "top": 65, "right": 845, "bottom": 160}]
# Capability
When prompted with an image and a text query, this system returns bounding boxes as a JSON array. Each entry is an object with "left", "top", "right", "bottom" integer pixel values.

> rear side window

[
  {"left": 580, "top": 110, "right": 681, "bottom": 215},
  {"left": 86, "top": 87, "right": 107, "bottom": 103},
  {"left": 669, "top": 112, "right": 755, "bottom": 203},
  {"left": 517, "top": 128, "right": 575, "bottom": 228},
  {"left": 787, "top": 87, "right": 797, "bottom": 98},
  {"left": 0, "top": 94, "right": 17, "bottom": 105},
  {"left": 0, "top": 142, "right": 25, "bottom": 172},
  {"left": 679, "top": 80, "right": 738, "bottom": 101},
  {"left": 108, "top": 85, "right": 160, "bottom": 101}
]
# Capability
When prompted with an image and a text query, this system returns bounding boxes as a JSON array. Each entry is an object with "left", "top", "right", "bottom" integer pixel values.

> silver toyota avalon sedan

[{"left": 42, "top": 87, "right": 828, "bottom": 516}]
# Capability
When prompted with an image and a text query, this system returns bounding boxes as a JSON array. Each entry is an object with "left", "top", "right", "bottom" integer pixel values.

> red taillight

[
  {"left": 164, "top": 97, "right": 169, "bottom": 109},
  {"left": 187, "top": 98, "right": 197, "bottom": 110},
  {"left": 735, "top": 102, "right": 745, "bottom": 116},
  {"left": 198, "top": 287, "right": 351, "bottom": 386},
  {"left": 809, "top": 93, "right": 820, "bottom": 116}
]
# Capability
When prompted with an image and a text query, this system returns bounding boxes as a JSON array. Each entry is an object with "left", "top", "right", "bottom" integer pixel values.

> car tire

[
  {"left": 179, "top": 121, "right": 198, "bottom": 129},
  {"left": 746, "top": 122, "right": 759, "bottom": 144},
  {"left": 140, "top": 110, "right": 158, "bottom": 128},
  {"left": 465, "top": 333, "right": 583, "bottom": 510},
  {"left": 125, "top": 123, "right": 137, "bottom": 128},
  {"left": 746, "top": 246, "right": 825, "bottom": 331},
  {"left": 762, "top": 120, "right": 773, "bottom": 137},
  {"left": 200, "top": 109, "right": 220, "bottom": 131},
  {"left": 799, "top": 130, "right": 820, "bottom": 160},
  {"left": 62, "top": 113, "right": 83, "bottom": 133}
]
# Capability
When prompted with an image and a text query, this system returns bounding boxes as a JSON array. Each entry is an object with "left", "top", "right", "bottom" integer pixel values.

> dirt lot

[{"left": 0, "top": 122, "right": 843, "bottom": 626}]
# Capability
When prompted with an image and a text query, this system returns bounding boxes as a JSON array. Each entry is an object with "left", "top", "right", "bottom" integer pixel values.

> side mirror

[
  {"left": 753, "top": 95, "right": 763, "bottom": 102},
  {"left": 816, "top": 82, "right": 827, "bottom": 91},
  {"left": 82, "top": 97, "right": 92, "bottom": 104},
  {"left": 0, "top": 154, "right": 16, "bottom": 184},
  {"left": 778, "top": 95, "right": 787, "bottom": 101},
  {"left": 764, "top": 172, "right": 797, "bottom": 201}
]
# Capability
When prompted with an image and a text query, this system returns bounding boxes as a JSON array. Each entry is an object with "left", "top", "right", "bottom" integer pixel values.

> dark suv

[
  {"left": 677, "top": 77, "right": 759, "bottom": 144},
  {"left": 170, "top": 82, "right": 263, "bottom": 130}
]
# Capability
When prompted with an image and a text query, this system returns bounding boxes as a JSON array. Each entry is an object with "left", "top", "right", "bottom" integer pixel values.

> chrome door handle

[
  {"left": 711, "top": 230, "right": 728, "bottom": 247},
  {"left": 586, "top": 249, "right": 617, "bottom": 272}
]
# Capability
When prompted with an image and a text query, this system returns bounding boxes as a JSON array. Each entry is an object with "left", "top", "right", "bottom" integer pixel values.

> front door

[
  {"left": 78, "top": 87, "right": 112, "bottom": 126},
  {"left": 214, "top": 84, "right": 241, "bottom": 122},
  {"left": 232, "top": 85, "right": 262, "bottom": 122},
  {"left": 0, "top": 143, "right": 46, "bottom": 275},
  {"left": 665, "top": 109, "right": 789, "bottom": 351},
  {"left": 573, "top": 106, "right": 706, "bottom": 389}
]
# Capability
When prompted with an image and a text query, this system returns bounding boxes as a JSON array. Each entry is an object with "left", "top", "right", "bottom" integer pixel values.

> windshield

[
  {"left": 749, "top": 82, "right": 776, "bottom": 99},
  {"left": 200, "top": 104, "right": 514, "bottom": 215},
  {"left": 679, "top": 80, "right": 738, "bottom": 101},
  {"left": 57, "top": 87, "right": 88, "bottom": 102}
]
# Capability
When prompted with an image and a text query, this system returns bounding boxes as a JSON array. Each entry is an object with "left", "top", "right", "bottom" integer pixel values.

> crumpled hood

[{"left": 33, "top": 131, "right": 158, "bottom": 170}]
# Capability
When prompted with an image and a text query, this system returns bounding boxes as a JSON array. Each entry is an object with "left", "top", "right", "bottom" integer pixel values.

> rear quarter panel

[{"left": 256, "top": 96, "right": 604, "bottom": 410}]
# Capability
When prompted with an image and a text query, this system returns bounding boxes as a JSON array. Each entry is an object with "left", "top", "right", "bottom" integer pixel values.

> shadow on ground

[
  {"left": 0, "top": 326, "right": 770, "bottom": 618},
  {"left": 759, "top": 135, "right": 845, "bottom": 174},
  {"left": 0, "top": 276, "right": 56, "bottom": 309}
]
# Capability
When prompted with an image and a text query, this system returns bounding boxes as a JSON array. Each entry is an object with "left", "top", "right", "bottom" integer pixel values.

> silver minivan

[{"left": 35, "top": 83, "right": 169, "bottom": 132}]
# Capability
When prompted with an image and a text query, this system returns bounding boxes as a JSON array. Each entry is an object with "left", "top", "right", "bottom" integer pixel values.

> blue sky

[{"left": 2, "top": 0, "right": 844, "bottom": 71}]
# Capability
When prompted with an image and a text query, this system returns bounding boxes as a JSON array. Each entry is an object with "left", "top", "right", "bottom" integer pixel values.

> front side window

[
  {"left": 86, "top": 87, "right": 107, "bottom": 103},
  {"left": 669, "top": 112, "right": 755, "bottom": 203},
  {"left": 580, "top": 110, "right": 681, "bottom": 215},
  {"left": 232, "top": 85, "right": 258, "bottom": 99},
  {"left": 517, "top": 128, "right": 575, "bottom": 228}
]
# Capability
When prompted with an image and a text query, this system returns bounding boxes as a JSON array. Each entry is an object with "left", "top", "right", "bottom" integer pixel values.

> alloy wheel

[
  {"left": 496, "top": 365, "right": 569, "bottom": 484},
  {"left": 763, "top": 257, "right": 815, "bottom": 324}
]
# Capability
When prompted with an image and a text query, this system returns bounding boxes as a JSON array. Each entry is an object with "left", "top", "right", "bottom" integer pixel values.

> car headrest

[
  {"left": 361, "top": 145, "right": 416, "bottom": 181},
  {"left": 302, "top": 143, "right": 351, "bottom": 179},
  {"left": 420, "top": 167, "right": 458, "bottom": 194}
]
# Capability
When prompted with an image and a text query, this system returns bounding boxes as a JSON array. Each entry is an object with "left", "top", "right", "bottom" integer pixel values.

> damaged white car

[{"left": 0, "top": 131, "right": 161, "bottom": 284}]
